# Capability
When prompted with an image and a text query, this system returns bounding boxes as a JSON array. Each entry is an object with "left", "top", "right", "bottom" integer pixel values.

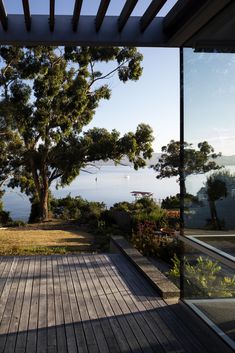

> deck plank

[
  {"left": 0, "top": 254, "right": 233, "bottom": 353},
  {"left": 74, "top": 255, "right": 110, "bottom": 353},
  {"left": 4, "top": 258, "right": 30, "bottom": 353},
  {"left": 61, "top": 256, "right": 88, "bottom": 353},
  {"left": 46, "top": 256, "right": 57, "bottom": 353},
  {"left": 25, "top": 256, "right": 40, "bottom": 353},
  {"left": 67, "top": 255, "right": 98, "bottom": 353},
  {"left": 82, "top": 255, "right": 122, "bottom": 353},
  {"left": 96, "top": 255, "right": 170, "bottom": 353},
  {"left": 0, "top": 258, "right": 22, "bottom": 353},
  {"left": 51, "top": 255, "right": 68, "bottom": 353},
  {"left": 15, "top": 257, "right": 35, "bottom": 353}
]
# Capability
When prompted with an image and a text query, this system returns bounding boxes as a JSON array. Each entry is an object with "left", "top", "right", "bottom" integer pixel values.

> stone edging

[{"left": 111, "top": 235, "right": 180, "bottom": 302}]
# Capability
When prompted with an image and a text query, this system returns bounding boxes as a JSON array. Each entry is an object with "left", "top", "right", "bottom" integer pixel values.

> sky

[{"left": 184, "top": 48, "right": 235, "bottom": 156}]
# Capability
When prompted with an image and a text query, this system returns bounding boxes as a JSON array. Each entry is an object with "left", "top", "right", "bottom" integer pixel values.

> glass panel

[
  {"left": 184, "top": 48, "right": 235, "bottom": 249},
  {"left": 183, "top": 48, "right": 235, "bottom": 349},
  {"left": 181, "top": 241, "right": 235, "bottom": 348}
]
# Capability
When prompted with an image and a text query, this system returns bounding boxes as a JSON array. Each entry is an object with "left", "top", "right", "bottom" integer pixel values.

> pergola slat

[
  {"left": 22, "top": 0, "right": 31, "bottom": 31},
  {"left": 0, "top": 0, "right": 7, "bottom": 31},
  {"left": 72, "top": 0, "right": 83, "bottom": 32},
  {"left": 96, "top": 0, "right": 111, "bottom": 32},
  {"left": 118, "top": 0, "right": 138, "bottom": 32},
  {"left": 140, "top": 0, "right": 167, "bottom": 32},
  {"left": 49, "top": 0, "right": 55, "bottom": 31}
]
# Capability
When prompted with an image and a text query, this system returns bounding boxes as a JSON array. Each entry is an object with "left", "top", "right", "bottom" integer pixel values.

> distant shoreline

[{"left": 94, "top": 153, "right": 235, "bottom": 167}]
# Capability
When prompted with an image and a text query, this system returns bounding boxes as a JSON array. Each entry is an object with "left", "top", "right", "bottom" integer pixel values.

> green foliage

[
  {"left": 110, "top": 197, "right": 168, "bottom": 230},
  {"left": 0, "top": 210, "right": 12, "bottom": 226},
  {"left": 161, "top": 193, "right": 201, "bottom": 209},
  {"left": 132, "top": 220, "right": 180, "bottom": 262},
  {"left": 153, "top": 140, "right": 221, "bottom": 180},
  {"left": 0, "top": 46, "right": 154, "bottom": 220},
  {"left": 51, "top": 195, "right": 106, "bottom": 226},
  {"left": 111, "top": 201, "right": 134, "bottom": 212},
  {"left": 169, "top": 255, "right": 235, "bottom": 298},
  {"left": 0, "top": 190, "right": 12, "bottom": 226},
  {"left": 132, "top": 198, "right": 167, "bottom": 228}
]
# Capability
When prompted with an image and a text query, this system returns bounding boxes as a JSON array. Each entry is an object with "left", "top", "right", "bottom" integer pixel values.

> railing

[{"left": 177, "top": 234, "right": 235, "bottom": 350}]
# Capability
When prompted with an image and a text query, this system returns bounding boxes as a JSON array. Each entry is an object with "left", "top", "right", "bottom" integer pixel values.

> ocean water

[
  {"left": 3, "top": 165, "right": 234, "bottom": 222},
  {"left": 2, "top": 165, "right": 179, "bottom": 221}
]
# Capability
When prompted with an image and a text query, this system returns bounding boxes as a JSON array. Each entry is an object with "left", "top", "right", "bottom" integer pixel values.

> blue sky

[{"left": 184, "top": 49, "right": 235, "bottom": 156}]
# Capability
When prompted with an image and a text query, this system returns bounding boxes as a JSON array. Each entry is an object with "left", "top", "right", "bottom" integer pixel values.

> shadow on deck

[{"left": 0, "top": 253, "right": 233, "bottom": 353}]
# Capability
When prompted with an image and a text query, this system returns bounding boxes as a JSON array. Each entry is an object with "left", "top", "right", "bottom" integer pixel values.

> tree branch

[{"left": 88, "top": 59, "right": 129, "bottom": 88}]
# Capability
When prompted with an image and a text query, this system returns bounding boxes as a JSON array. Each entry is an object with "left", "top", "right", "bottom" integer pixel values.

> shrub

[
  {"left": 0, "top": 210, "right": 12, "bottom": 226},
  {"left": 132, "top": 220, "right": 180, "bottom": 262},
  {"left": 51, "top": 195, "right": 106, "bottom": 227},
  {"left": 169, "top": 255, "right": 235, "bottom": 298}
]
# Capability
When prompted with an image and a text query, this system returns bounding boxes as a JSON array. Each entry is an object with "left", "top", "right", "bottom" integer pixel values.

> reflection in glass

[{"left": 182, "top": 48, "right": 235, "bottom": 349}]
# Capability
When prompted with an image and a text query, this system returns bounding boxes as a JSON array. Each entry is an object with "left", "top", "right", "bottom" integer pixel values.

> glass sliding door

[{"left": 182, "top": 48, "right": 235, "bottom": 349}]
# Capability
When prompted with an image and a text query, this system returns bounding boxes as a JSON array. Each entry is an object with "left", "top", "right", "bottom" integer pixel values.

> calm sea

[
  {"left": 3, "top": 165, "right": 235, "bottom": 222},
  {"left": 2, "top": 165, "right": 178, "bottom": 221}
]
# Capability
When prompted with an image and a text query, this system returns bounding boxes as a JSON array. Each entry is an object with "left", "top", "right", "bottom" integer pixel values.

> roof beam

[
  {"left": 72, "top": 0, "right": 83, "bottom": 32},
  {"left": 0, "top": 15, "right": 166, "bottom": 47},
  {"left": 49, "top": 0, "right": 55, "bottom": 31},
  {"left": 0, "top": 0, "right": 7, "bottom": 31},
  {"left": 140, "top": 0, "right": 167, "bottom": 32},
  {"left": 164, "top": 0, "right": 233, "bottom": 46},
  {"left": 96, "top": 0, "right": 110, "bottom": 32},
  {"left": 22, "top": 0, "right": 31, "bottom": 31},
  {"left": 118, "top": 0, "right": 138, "bottom": 32}
]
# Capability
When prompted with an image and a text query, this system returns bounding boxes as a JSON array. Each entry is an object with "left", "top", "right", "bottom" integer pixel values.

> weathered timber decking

[{"left": 0, "top": 254, "right": 233, "bottom": 353}]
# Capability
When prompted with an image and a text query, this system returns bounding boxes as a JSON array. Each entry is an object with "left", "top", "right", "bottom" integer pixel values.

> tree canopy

[
  {"left": 0, "top": 46, "right": 154, "bottom": 221},
  {"left": 153, "top": 140, "right": 221, "bottom": 180}
]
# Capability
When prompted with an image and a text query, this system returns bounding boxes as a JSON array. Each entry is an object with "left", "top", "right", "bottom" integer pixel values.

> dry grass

[{"left": 0, "top": 221, "right": 95, "bottom": 255}]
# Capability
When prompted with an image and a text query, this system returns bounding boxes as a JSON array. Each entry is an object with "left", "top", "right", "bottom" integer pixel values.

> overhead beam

[
  {"left": 72, "top": 0, "right": 83, "bottom": 32},
  {"left": 96, "top": 0, "right": 110, "bottom": 32},
  {"left": 118, "top": 0, "right": 137, "bottom": 32},
  {"left": 164, "top": 0, "right": 233, "bottom": 46},
  {"left": 140, "top": 0, "right": 167, "bottom": 32},
  {"left": 49, "top": 0, "right": 55, "bottom": 31},
  {"left": 0, "top": 15, "right": 167, "bottom": 47},
  {"left": 0, "top": 0, "right": 7, "bottom": 31},
  {"left": 22, "top": 0, "right": 31, "bottom": 31}
]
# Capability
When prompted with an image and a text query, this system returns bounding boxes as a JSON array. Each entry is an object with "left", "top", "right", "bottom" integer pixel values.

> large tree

[
  {"left": 153, "top": 140, "right": 221, "bottom": 180},
  {"left": 0, "top": 46, "right": 154, "bottom": 221}
]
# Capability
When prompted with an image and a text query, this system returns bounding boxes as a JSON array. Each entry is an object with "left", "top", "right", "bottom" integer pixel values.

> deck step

[{"left": 111, "top": 235, "right": 180, "bottom": 301}]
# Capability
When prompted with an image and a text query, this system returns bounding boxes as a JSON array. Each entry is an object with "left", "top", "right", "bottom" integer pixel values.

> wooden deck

[{"left": 0, "top": 254, "right": 233, "bottom": 353}]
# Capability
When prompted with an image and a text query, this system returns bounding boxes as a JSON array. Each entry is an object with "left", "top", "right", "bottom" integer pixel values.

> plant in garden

[
  {"left": 169, "top": 255, "right": 235, "bottom": 297},
  {"left": 132, "top": 220, "right": 157, "bottom": 256}
]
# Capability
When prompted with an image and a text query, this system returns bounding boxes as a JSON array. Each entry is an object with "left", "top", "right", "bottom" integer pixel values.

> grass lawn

[{"left": 0, "top": 221, "right": 95, "bottom": 255}]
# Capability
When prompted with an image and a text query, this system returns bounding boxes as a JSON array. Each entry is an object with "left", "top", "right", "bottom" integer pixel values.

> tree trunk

[
  {"left": 39, "top": 190, "right": 48, "bottom": 221},
  {"left": 209, "top": 200, "right": 220, "bottom": 230},
  {"left": 39, "top": 173, "right": 49, "bottom": 221}
]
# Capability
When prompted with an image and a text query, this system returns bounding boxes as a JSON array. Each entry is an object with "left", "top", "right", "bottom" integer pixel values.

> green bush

[
  {"left": 7, "top": 220, "right": 26, "bottom": 227},
  {"left": 169, "top": 255, "right": 235, "bottom": 298},
  {"left": 0, "top": 210, "right": 12, "bottom": 226},
  {"left": 132, "top": 220, "right": 180, "bottom": 262},
  {"left": 51, "top": 195, "right": 106, "bottom": 226}
]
